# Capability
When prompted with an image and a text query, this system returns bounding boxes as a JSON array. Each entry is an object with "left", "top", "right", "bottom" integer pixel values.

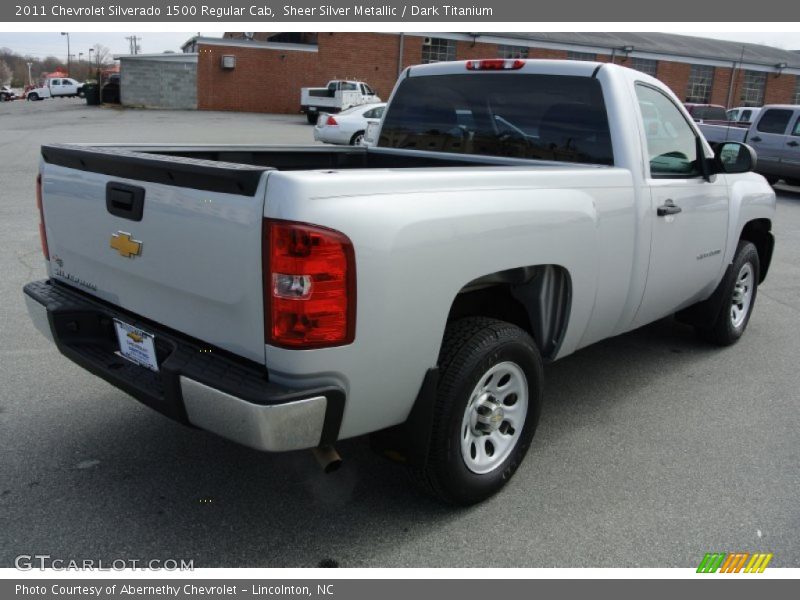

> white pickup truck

[
  {"left": 300, "top": 79, "right": 380, "bottom": 123},
  {"left": 26, "top": 77, "right": 84, "bottom": 101},
  {"left": 24, "top": 60, "right": 775, "bottom": 504}
]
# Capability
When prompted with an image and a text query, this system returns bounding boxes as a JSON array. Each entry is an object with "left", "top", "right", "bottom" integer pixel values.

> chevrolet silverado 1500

[{"left": 24, "top": 60, "right": 776, "bottom": 504}]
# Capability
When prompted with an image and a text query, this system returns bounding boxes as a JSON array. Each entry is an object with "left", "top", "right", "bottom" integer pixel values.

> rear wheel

[
  {"left": 27, "top": 93, "right": 39, "bottom": 101},
  {"left": 306, "top": 113, "right": 317, "bottom": 124},
  {"left": 350, "top": 131, "right": 365, "bottom": 146},
  {"left": 409, "top": 317, "right": 543, "bottom": 505},
  {"left": 696, "top": 241, "right": 760, "bottom": 346}
]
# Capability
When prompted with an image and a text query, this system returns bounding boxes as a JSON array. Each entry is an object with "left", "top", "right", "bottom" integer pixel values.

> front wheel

[
  {"left": 410, "top": 317, "right": 543, "bottom": 505},
  {"left": 696, "top": 241, "right": 760, "bottom": 346}
]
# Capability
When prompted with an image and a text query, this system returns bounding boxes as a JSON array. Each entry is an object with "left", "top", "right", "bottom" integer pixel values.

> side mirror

[{"left": 713, "top": 142, "right": 757, "bottom": 174}]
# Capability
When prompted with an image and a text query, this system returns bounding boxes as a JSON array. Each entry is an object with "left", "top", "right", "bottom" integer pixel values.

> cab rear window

[{"left": 378, "top": 73, "right": 614, "bottom": 166}]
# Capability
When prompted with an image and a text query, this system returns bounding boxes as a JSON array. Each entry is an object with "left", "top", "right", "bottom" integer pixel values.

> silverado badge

[{"left": 110, "top": 232, "right": 142, "bottom": 258}]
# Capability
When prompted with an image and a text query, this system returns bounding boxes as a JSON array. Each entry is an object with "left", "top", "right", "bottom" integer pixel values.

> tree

[
  {"left": 91, "top": 44, "right": 111, "bottom": 68},
  {"left": 0, "top": 60, "right": 11, "bottom": 85}
]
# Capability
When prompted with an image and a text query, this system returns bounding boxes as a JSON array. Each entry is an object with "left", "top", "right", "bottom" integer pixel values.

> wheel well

[
  {"left": 739, "top": 219, "right": 773, "bottom": 283},
  {"left": 446, "top": 265, "right": 571, "bottom": 361}
]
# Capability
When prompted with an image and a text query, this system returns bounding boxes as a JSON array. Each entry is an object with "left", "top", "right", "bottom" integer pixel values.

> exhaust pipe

[{"left": 312, "top": 445, "right": 342, "bottom": 474}]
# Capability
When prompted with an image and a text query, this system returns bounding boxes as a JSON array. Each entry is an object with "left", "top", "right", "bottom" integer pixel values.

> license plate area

[{"left": 113, "top": 319, "right": 159, "bottom": 372}]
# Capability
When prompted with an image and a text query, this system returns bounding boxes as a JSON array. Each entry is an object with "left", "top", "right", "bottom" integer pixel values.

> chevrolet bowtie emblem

[
  {"left": 127, "top": 331, "right": 144, "bottom": 343},
  {"left": 110, "top": 232, "right": 142, "bottom": 258}
]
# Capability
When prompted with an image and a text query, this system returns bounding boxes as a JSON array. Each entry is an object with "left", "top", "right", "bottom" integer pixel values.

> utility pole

[
  {"left": 61, "top": 32, "right": 70, "bottom": 75},
  {"left": 125, "top": 36, "right": 141, "bottom": 55},
  {"left": 26, "top": 62, "right": 32, "bottom": 86}
]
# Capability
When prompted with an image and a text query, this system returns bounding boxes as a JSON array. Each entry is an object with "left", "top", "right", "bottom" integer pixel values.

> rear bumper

[{"left": 23, "top": 280, "right": 344, "bottom": 452}]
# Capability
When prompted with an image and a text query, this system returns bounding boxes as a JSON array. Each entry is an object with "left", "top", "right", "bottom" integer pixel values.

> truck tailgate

[{"left": 39, "top": 144, "right": 271, "bottom": 364}]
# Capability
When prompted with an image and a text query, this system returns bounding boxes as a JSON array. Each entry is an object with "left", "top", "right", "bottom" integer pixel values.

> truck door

[
  {"left": 633, "top": 83, "right": 729, "bottom": 326},
  {"left": 49, "top": 79, "right": 61, "bottom": 96},
  {"left": 747, "top": 108, "right": 794, "bottom": 176},
  {"left": 782, "top": 111, "right": 800, "bottom": 180}
]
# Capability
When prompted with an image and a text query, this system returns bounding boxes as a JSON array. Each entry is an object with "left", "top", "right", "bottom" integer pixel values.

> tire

[
  {"left": 409, "top": 317, "right": 543, "bottom": 505},
  {"left": 763, "top": 175, "right": 779, "bottom": 185},
  {"left": 696, "top": 241, "right": 760, "bottom": 346},
  {"left": 306, "top": 113, "right": 317, "bottom": 124},
  {"left": 28, "top": 93, "right": 39, "bottom": 101},
  {"left": 784, "top": 178, "right": 800, "bottom": 187},
  {"left": 350, "top": 131, "right": 366, "bottom": 146}
]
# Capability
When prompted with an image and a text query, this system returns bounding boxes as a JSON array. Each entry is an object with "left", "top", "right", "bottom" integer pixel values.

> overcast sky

[{"left": 0, "top": 31, "right": 797, "bottom": 60}]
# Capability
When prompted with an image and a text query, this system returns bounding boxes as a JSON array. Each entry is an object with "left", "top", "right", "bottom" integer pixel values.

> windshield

[{"left": 378, "top": 73, "right": 613, "bottom": 165}]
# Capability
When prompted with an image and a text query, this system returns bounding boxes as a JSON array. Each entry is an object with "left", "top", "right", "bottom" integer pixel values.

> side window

[
  {"left": 635, "top": 84, "right": 700, "bottom": 178},
  {"left": 792, "top": 116, "right": 800, "bottom": 137},
  {"left": 51, "top": 79, "right": 61, "bottom": 86},
  {"left": 741, "top": 110, "right": 752, "bottom": 122},
  {"left": 757, "top": 109, "right": 793, "bottom": 134},
  {"left": 362, "top": 84, "right": 374, "bottom": 96}
]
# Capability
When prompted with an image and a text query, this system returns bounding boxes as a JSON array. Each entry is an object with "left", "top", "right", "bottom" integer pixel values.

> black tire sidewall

[
  {"left": 435, "top": 332, "right": 543, "bottom": 504},
  {"left": 712, "top": 241, "right": 760, "bottom": 343}
]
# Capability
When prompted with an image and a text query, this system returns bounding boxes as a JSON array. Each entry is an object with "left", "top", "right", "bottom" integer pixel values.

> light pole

[{"left": 61, "top": 32, "right": 70, "bottom": 75}]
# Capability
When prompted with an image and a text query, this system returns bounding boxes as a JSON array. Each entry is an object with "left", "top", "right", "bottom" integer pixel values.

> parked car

[
  {"left": 26, "top": 77, "right": 84, "bottom": 101},
  {"left": 300, "top": 80, "right": 381, "bottom": 124},
  {"left": 314, "top": 103, "right": 386, "bottom": 145},
  {"left": 726, "top": 106, "right": 762, "bottom": 124},
  {"left": 0, "top": 85, "right": 16, "bottom": 101},
  {"left": 24, "top": 60, "right": 775, "bottom": 505},
  {"left": 699, "top": 104, "right": 800, "bottom": 186},
  {"left": 684, "top": 103, "right": 729, "bottom": 124}
]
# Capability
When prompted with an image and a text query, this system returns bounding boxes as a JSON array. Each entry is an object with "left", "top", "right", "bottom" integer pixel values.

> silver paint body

[{"left": 35, "top": 61, "right": 776, "bottom": 447}]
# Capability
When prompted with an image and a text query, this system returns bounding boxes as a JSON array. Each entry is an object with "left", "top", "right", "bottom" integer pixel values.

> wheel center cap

[{"left": 473, "top": 394, "right": 504, "bottom": 433}]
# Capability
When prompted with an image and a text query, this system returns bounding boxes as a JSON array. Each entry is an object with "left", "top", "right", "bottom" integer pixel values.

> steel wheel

[
  {"left": 730, "top": 262, "right": 754, "bottom": 329},
  {"left": 460, "top": 361, "right": 528, "bottom": 475}
]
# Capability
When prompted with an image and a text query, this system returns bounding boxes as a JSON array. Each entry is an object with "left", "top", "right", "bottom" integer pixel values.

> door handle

[
  {"left": 750, "top": 136, "right": 762, "bottom": 142},
  {"left": 788, "top": 140, "right": 800, "bottom": 147},
  {"left": 657, "top": 199, "right": 682, "bottom": 217}
]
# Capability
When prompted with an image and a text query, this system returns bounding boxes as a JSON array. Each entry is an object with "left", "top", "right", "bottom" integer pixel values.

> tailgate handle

[{"left": 106, "top": 182, "right": 145, "bottom": 221}]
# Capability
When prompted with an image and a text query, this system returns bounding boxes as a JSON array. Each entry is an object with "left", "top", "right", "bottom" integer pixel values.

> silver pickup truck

[
  {"left": 24, "top": 60, "right": 775, "bottom": 504},
  {"left": 699, "top": 104, "right": 800, "bottom": 186}
]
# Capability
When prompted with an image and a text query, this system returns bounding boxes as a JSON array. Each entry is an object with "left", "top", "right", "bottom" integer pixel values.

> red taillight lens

[
  {"left": 36, "top": 173, "right": 49, "bottom": 260},
  {"left": 263, "top": 219, "right": 355, "bottom": 349},
  {"left": 325, "top": 115, "right": 338, "bottom": 126},
  {"left": 466, "top": 59, "right": 525, "bottom": 71}
]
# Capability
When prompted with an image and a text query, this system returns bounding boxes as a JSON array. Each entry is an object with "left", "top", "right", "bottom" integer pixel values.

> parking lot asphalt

[{"left": 1, "top": 99, "right": 798, "bottom": 568}]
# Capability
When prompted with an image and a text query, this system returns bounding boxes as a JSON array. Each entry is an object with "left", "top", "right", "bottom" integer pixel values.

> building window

[
  {"left": 497, "top": 45, "right": 529, "bottom": 59},
  {"left": 421, "top": 38, "right": 456, "bottom": 64},
  {"left": 630, "top": 57, "right": 658, "bottom": 77},
  {"left": 567, "top": 51, "right": 596, "bottom": 61},
  {"left": 740, "top": 70, "right": 767, "bottom": 106},
  {"left": 685, "top": 64, "right": 715, "bottom": 103},
  {"left": 793, "top": 77, "right": 800, "bottom": 104}
]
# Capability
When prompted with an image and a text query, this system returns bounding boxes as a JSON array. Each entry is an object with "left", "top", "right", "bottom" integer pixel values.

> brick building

[{"left": 177, "top": 32, "right": 800, "bottom": 114}]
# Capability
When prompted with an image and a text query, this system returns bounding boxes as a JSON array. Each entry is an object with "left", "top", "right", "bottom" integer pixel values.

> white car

[{"left": 313, "top": 103, "right": 386, "bottom": 145}]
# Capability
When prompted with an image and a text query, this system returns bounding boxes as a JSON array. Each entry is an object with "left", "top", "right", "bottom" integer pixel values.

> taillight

[
  {"left": 325, "top": 115, "right": 338, "bottom": 126},
  {"left": 36, "top": 173, "right": 49, "bottom": 260},
  {"left": 263, "top": 219, "right": 355, "bottom": 349},
  {"left": 465, "top": 59, "right": 525, "bottom": 71}
]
